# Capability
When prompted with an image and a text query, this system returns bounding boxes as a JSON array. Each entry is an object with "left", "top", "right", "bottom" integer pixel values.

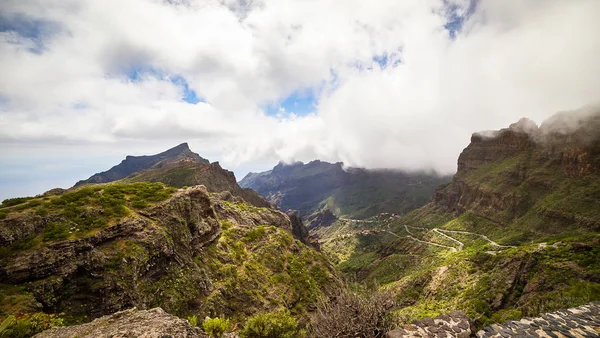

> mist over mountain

[{"left": 240, "top": 160, "right": 451, "bottom": 228}]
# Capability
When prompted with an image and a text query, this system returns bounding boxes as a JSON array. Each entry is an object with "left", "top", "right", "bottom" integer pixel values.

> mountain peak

[
  {"left": 74, "top": 143, "right": 209, "bottom": 186},
  {"left": 172, "top": 142, "right": 190, "bottom": 151}
]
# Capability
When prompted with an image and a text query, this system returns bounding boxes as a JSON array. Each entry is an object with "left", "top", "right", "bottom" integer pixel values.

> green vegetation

[
  {"left": 202, "top": 317, "right": 231, "bottom": 337},
  {"left": 196, "top": 222, "right": 335, "bottom": 321},
  {"left": 187, "top": 315, "right": 198, "bottom": 327},
  {"left": 1, "top": 197, "right": 34, "bottom": 209},
  {"left": 0, "top": 183, "right": 177, "bottom": 250},
  {"left": 0, "top": 313, "right": 64, "bottom": 338},
  {"left": 239, "top": 309, "right": 303, "bottom": 338},
  {"left": 123, "top": 164, "right": 201, "bottom": 188}
]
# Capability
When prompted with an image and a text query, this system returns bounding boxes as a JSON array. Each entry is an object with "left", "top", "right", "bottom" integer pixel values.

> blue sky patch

[
  {"left": 125, "top": 65, "right": 165, "bottom": 82},
  {"left": 443, "top": 0, "right": 478, "bottom": 39},
  {"left": 122, "top": 66, "right": 203, "bottom": 104},
  {"left": 372, "top": 52, "right": 402, "bottom": 69},
  {"left": 170, "top": 76, "right": 204, "bottom": 104},
  {"left": 264, "top": 91, "right": 317, "bottom": 116},
  {"left": 0, "top": 12, "right": 61, "bottom": 53}
]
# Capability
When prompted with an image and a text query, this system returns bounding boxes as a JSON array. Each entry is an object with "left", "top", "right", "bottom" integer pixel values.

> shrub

[
  {"left": 187, "top": 315, "right": 198, "bottom": 327},
  {"left": 43, "top": 222, "right": 70, "bottom": 241},
  {"left": 202, "top": 316, "right": 231, "bottom": 338},
  {"left": 1, "top": 197, "right": 33, "bottom": 208},
  {"left": 244, "top": 227, "right": 267, "bottom": 242},
  {"left": 0, "top": 313, "right": 64, "bottom": 338},
  {"left": 239, "top": 309, "right": 303, "bottom": 338},
  {"left": 309, "top": 287, "right": 396, "bottom": 338}
]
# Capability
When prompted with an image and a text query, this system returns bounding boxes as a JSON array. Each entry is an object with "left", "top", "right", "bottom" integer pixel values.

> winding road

[
  {"left": 333, "top": 215, "right": 513, "bottom": 253},
  {"left": 435, "top": 229, "right": 515, "bottom": 248},
  {"left": 432, "top": 228, "right": 465, "bottom": 251},
  {"left": 383, "top": 230, "right": 458, "bottom": 252}
]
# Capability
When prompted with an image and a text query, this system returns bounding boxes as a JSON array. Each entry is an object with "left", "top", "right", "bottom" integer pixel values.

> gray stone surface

[
  {"left": 34, "top": 307, "right": 207, "bottom": 338},
  {"left": 386, "top": 311, "right": 471, "bottom": 338},
  {"left": 476, "top": 302, "right": 600, "bottom": 338}
]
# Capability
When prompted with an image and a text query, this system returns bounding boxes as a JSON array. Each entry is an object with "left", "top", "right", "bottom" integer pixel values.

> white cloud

[{"left": 1, "top": 0, "right": 600, "bottom": 198}]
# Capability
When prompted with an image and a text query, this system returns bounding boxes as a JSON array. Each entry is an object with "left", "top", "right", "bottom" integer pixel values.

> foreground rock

[
  {"left": 386, "top": 311, "right": 471, "bottom": 338},
  {"left": 0, "top": 184, "right": 336, "bottom": 321},
  {"left": 477, "top": 302, "right": 600, "bottom": 337},
  {"left": 35, "top": 308, "right": 206, "bottom": 338}
]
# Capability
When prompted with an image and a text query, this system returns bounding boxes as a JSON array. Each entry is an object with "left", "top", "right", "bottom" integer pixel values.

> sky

[{"left": 1, "top": 0, "right": 600, "bottom": 200}]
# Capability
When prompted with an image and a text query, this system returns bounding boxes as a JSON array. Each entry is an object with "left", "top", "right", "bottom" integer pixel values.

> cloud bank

[{"left": 1, "top": 0, "right": 600, "bottom": 198}]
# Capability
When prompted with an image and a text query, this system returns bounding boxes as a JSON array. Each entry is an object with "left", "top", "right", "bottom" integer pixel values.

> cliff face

[
  {"left": 432, "top": 108, "right": 600, "bottom": 232},
  {"left": 240, "top": 160, "right": 451, "bottom": 227},
  {"left": 0, "top": 184, "right": 336, "bottom": 322}
]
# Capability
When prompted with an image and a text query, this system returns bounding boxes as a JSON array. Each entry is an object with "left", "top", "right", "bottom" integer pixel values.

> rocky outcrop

[
  {"left": 0, "top": 186, "right": 312, "bottom": 319},
  {"left": 75, "top": 143, "right": 209, "bottom": 186},
  {"left": 306, "top": 208, "right": 338, "bottom": 230},
  {"left": 286, "top": 211, "right": 320, "bottom": 249},
  {"left": 386, "top": 311, "right": 471, "bottom": 338},
  {"left": 476, "top": 302, "right": 600, "bottom": 337},
  {"left": 0, "top": 213, "right": 48, "bottom": 246},
  {"left": 0, "top": 186, "right": 220, "bottom": 318},
  {"left": 35, "top": 307, "right": 207, "bottom": 338}
]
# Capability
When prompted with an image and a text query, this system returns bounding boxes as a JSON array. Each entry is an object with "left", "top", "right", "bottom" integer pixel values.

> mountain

[
  {"left": 240, "top": 160, "right": 451, "bottom": 227},
  {"left": 430, "top": 110, "right": 600, "bottom": 235},
  {"left": 75, "top": 143, "right": 209, "bottom": 186},
  {"left": 0, "top": 183, "right": 336, "bottom": 335},
  {"left": 75, "top": 143, "right": 270, "bottom": 208},
  {"left": 314, "top": 107, "right": 600, "bottom": 328},
  {"left": 3, "top": 109, "right": 600, "bottom": 337}
]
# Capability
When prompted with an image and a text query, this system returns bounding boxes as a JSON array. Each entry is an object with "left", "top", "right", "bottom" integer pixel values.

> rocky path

[{"left": 476, "top": 302, "right": 600, "bottom": 337}]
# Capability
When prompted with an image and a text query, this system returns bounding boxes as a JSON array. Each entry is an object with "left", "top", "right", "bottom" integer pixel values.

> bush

[
  {"left": 187, "top": 315, "right": 198, "bottom": 327},
  {"left": 309, "top": 287, "right": 396, "bottom": 338},
  {"left": 43, "top": 222, "right": 70, "bottom": 241},
  {"left": 202, "top": 316, "right": 231, "bottom": 338},
  {"left": 244, "top": 227, "right": 267, "bottom": 242},
  {"left": 1, "top": 197, "right": 33, "bottom": 208},
  {"left": 0, "top": 313, "right": 64, "bottom": 338},
  {"left": 239, "top": 309, "right": 303, "bottom": 338}
]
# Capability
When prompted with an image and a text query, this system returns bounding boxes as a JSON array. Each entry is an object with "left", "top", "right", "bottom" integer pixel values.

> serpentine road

[
  {"left": 383, "top": 230, "right": 458, "bottom": 252},
  {"left": 333, "top": 217, "right": 513, "bottom": 253}
]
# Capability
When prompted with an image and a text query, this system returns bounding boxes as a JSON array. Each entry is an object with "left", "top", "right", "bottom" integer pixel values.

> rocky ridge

[
  {"left": 34, "top": 307, "right": 207, "bottom": 338},
  {"left": 75, "top": 143, "right": 270, "bottom": 208},
  {"left": 75, "top": 143, "right": 209, "bottom": 186}
]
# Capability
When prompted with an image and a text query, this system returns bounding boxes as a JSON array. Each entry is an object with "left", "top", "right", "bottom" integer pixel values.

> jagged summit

[{"left": 74, "top": 143, "right": 209, "bottom": 186}]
